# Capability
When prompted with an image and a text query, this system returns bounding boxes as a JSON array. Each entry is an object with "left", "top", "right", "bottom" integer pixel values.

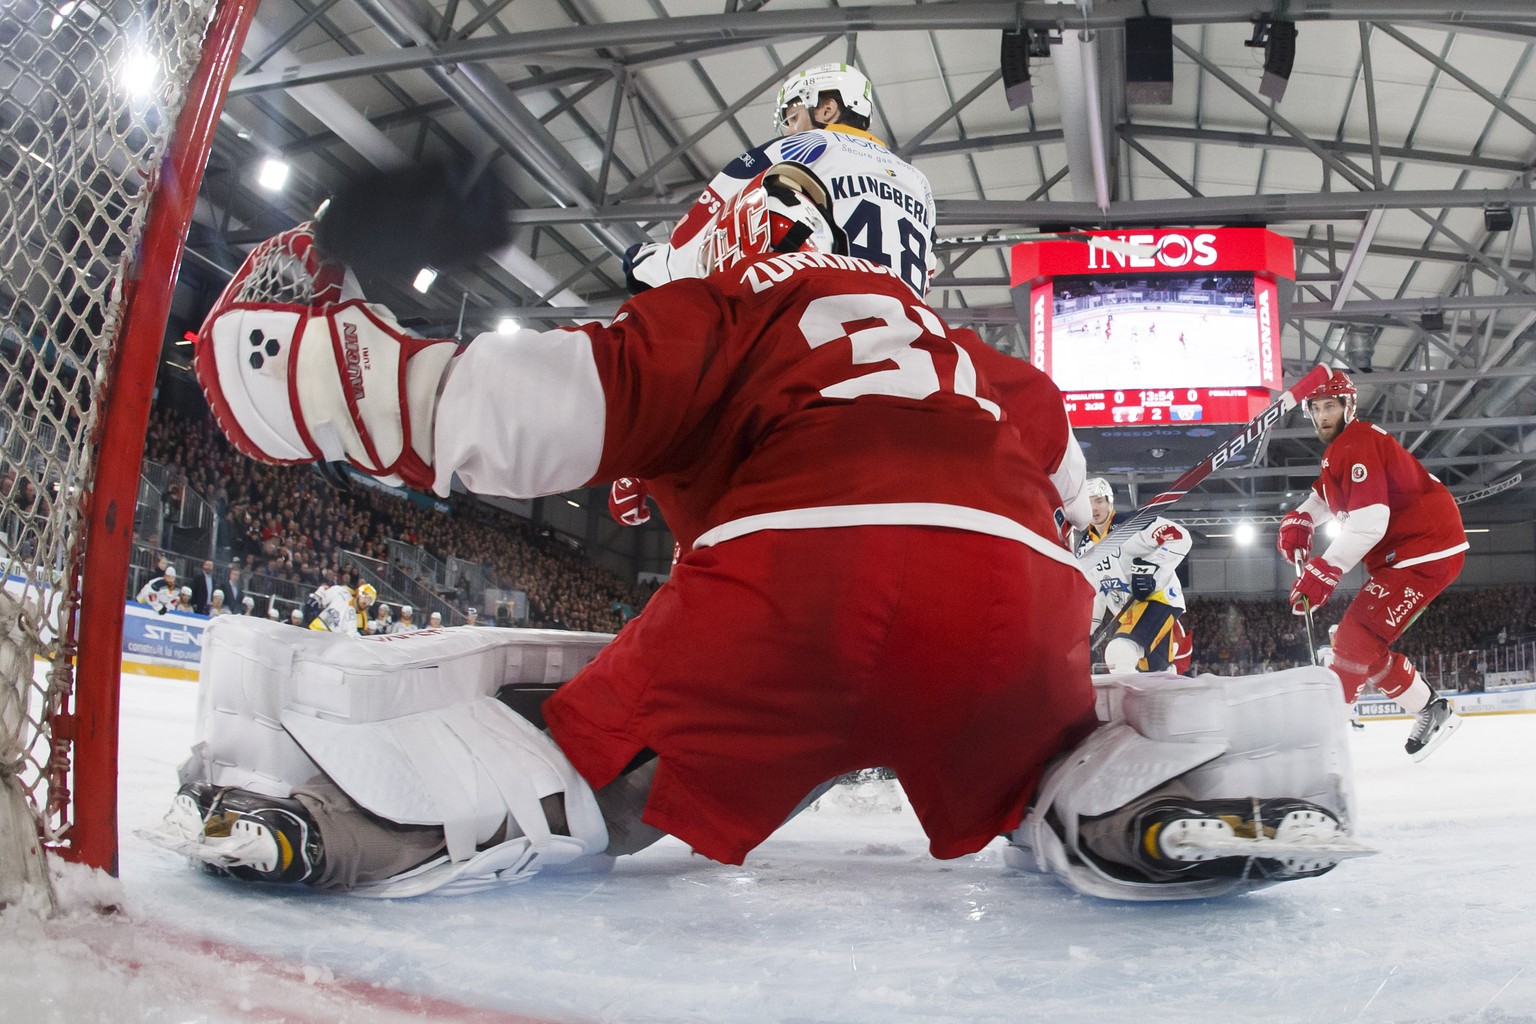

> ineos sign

[{"left": 1086, "top": 232, "right": 1219, "bottom": 270}]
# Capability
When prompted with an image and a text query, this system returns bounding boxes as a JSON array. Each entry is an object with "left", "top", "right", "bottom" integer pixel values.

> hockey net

[{"left": 0, "top": 0, "right": 256, "bottom": 908}]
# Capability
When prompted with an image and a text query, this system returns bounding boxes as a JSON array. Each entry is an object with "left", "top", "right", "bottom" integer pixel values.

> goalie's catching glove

[
  {"left": 194, "top": 225, "right": 459, "bottom": 492},
  {"left": 1289, "top": 557, "right": 1341, "bottom": 614},
  {"left": 1277, "top": 510, "right": 1314, "bottom": 562}
]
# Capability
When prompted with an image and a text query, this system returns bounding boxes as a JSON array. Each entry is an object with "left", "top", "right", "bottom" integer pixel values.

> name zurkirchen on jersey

[{"left": 740, "top": 252, "right": 899, "bottom": 293}]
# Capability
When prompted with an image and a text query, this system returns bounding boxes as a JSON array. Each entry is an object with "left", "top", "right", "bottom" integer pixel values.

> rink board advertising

[{"left": 1010, "top": 228, "right": 1295, "bottom": 469}]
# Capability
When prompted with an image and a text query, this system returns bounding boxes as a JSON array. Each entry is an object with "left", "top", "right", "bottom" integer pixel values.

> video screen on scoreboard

[{"left": 1049, "top": 273, "right": 1262, "bottom": 392}]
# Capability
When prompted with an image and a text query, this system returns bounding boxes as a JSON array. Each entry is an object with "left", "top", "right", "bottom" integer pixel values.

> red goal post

[{"left": 0, "top": 0, "right": 259, "bottom": 907}]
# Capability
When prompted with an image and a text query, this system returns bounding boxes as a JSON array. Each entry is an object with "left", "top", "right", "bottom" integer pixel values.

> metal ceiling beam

[
  {"left": 226, "top": 3, "right": 1536, "bottom": 95},
  {"left": 1121, "top": 125, "right": 1531, "bottom": 175}
]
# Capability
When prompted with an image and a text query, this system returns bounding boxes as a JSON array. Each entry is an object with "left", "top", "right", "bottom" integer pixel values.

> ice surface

[{"left": 4, "top": 671, "right": 1534, "bottom": 1024}]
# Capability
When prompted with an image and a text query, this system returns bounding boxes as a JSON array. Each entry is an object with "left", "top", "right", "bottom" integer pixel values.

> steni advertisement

[
  {"left": 122, "top": 602, "right": 208, "bottom": 677},
  {"left": 1010, "top": 228, "right": 1295, "bottom": 430}
]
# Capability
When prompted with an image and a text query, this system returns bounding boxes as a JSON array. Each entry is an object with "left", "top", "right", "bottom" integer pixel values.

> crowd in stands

[
  {"left": 141, "top": 406, "right": 658, "bottom": 634},
  {"left": 134, "top": 407, "right": 1536, "bottom": 668},
  {"left": 1184, "top": 584, "right": 1536, "bottom": 678}
]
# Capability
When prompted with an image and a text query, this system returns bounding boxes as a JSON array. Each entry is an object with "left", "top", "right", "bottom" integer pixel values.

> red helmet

[
  {"left": 696, "top": 161, "right": 846, "bottom": 277},
  {"left": 1303, "top": 371, "right": 1357, "bottom": 423}
]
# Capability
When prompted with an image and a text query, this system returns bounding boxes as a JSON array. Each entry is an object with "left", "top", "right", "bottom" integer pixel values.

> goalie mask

[
  {"left": 696, "top": 162, "right": 846, "bottom": 277},
  {"left": 774, "top": 63, "right": 874, "bottom": 132}
]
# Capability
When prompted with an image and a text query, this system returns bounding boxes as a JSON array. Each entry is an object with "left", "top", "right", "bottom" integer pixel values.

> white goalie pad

[
  {"left": 282, "top": 696, "right": 607, "bottom": 895},
  {"left": 180, "top": 616, "right": 612, "bottom": 797},
  {"left": 1009, "top": 667, "right": 1358, "bottom": 901}
]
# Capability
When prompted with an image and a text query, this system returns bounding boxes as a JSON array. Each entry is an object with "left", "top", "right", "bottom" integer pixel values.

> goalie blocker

[{"left": 144, "top": 618, "right": 1371, "bottom": 899}]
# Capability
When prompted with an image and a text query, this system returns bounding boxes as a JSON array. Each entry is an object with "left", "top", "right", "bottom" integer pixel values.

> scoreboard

[{"left": 1011, "top": 227, "right": 1295, "bottom": 471}]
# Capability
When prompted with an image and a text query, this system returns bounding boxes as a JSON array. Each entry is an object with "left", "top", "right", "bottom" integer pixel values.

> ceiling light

[
  {"left": 497, "top": 318, "right": 520, "bottom": 334},
  {"left": 122, "top": 47, "right": 158, "bottom": 99},
  {"left": 257, "top": 158, "right": 289, "bottom": 191},
  {"left": 412, "top": 267, "right": 438, "bottom": 293},
  {"left": 1234, "top": 522, "right": 1256, "bottom": 546},
  {"left": 1325, "top": 520, "right": 1342, "bottom": 538}
]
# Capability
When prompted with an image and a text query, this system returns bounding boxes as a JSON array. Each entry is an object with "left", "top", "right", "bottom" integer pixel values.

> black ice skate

[
  {"left": 1131, "top": 797, "right": 1374, "bottom": 882},
  {"left": 1404, "top": 696, "right": 1461, "bottom": 762},
  {"left": 140, "top": 783, "right": 324, "bottom": 884}
]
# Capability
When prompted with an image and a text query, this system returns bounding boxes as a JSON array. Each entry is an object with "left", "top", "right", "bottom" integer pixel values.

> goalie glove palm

[{"left": 196, "top": 298, "right": 457, "bottom": 492}]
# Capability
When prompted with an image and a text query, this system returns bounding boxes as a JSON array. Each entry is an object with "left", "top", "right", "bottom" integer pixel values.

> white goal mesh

[{"left": 0, "top": 0, "right": 247, "bottom": 907}]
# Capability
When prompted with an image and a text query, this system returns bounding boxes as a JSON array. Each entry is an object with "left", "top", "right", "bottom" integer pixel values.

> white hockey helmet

[
  {"left": 774, "top": 63, "right": 874, "bottom": 132},
  {"left": 1085, "top": 477, "right": 1114, "bottom": 502},
  {"left": 696, "top": 161, "right": 845, "bottom": 277}
]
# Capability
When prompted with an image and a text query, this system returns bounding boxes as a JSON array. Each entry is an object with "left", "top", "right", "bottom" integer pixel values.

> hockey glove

[
  {"left": 622, "top": 242, "right": 661, "bottom": 295},
  {"left": 195, "top": 226, "right": 459, "bottom": 492},
  {"left": 1289, "top": 557, "right": 1342, "bottom": 614},
  {"left": 1130, "top": 559, "right": 1158, "bottom": 601},
  {"left": 1277, "top": 510, "right": 1314, "bottom": 562},
  {"left": 608, "top": 477, "right": 653, "bottom": 527}
]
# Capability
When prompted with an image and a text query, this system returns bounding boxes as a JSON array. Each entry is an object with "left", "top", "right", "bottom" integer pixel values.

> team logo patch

[
  {"left": 1351, "top": 463, "right": 1368, "bottom": 482},
  {"left": 779, "top": 135, "right": 828, "bottom": 165}
]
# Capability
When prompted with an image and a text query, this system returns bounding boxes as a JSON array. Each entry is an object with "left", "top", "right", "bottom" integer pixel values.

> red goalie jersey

[{"left": 434, "top": 251, "right": 1088, "bottom": 560}]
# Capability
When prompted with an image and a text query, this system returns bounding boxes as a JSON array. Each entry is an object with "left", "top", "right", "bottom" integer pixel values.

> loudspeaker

[
  {"left": 1001, "top": 30, "right": 1033, "bottom": 109},
  {"left": 1259, "top": 21, "right": 1298, "bottom": 102},
  {"left": 1124, "top": 17, "right": 1174, "bottom": 104}
]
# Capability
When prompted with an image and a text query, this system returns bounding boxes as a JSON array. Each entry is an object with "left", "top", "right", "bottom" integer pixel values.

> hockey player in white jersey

[
  {"left": 306, "top": 582, "right": 376, "bottom": 635},
  {"left": 624, "top": 63, "right": 937, "bottom": 299},
  {"left": 1075, "top": 478, "right": 1194, "bottom": 674}
]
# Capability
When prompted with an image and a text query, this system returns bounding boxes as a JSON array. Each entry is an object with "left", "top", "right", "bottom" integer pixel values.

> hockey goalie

[{"left": 145, "top": 162, "right": 1371, "bottom": 901}]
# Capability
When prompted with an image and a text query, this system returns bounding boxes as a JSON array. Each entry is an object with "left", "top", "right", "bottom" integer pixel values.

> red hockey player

[
  {"left": 160, "top": 162, "right": 1374, "bottom": 901},
  {"left": 1279, "top": 372, "right": 1468, "bottom": 760}
]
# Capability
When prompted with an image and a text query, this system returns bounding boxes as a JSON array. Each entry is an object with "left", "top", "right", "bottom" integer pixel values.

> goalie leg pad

[
  {"left": 1008, "top": 667, "right": 1364, "bottom": 901},
  {"left": 280, "top": 697, "right": 607, "bottom": 872},
  {"left": 180, "top": 616, "right": 611, "bottom": 799}
]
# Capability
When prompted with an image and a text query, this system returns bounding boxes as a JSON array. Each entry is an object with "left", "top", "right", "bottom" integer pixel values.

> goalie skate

[
  {"left": 137, "top": 784, "right": 324, "bottom": 885},
  {"left": 1137, "top": 798, "right": 1376, "bottom": 881}
]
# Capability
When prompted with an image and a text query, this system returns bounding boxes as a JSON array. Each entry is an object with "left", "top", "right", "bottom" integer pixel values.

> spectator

[
  {"left": 223, "top": 565, "right": 244, "bottom": 611},
  {"left": 190, "top": 559, "right": 217, "bottom": 615},
  {"left": 464, "top": 607, "right": 479, "bottom": 627}
]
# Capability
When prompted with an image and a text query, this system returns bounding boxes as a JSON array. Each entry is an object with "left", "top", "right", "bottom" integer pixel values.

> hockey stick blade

[{"left": 1088, "top": 365, "right": 1333, "bottom": 653}]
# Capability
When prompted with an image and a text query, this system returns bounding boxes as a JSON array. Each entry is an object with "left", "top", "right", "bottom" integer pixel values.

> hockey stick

[
  {"left": 1086, "top": 364, "right": 1334, "bottom": 655},
  {"left": 1293, "top": 551, "right": 1318, "bottom": 665},
  {"left": 937, "top": 231, "right": 1160, "bottom": 260}
]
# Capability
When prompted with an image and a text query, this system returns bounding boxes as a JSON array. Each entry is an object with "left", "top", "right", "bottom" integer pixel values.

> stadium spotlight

[
  {"left": 256, "top": 157, "right": 290, "bottom": 192},
  {"left": 1234, "top": 521, "right": 1256, "bottom": 546},
  {"left": 496, "top": 317, "right": 520, "bottom": 334},
  {"left": 1125, "top": 16, "right": 1175, "bottom": 105},
  {"left": 122, "top": 46, "right": 158, "bottom": 99},
  {"left": 1245, "top": 19, "right": 1298, "bottom": 102},
  {"left": 1484, "top": 203, "right": 1514, "bottom": 232},
  {"left": 412, "top": 267, "right": 438, "bottom": 293},
  {"left": 1325, "top": 520, "right": 1343, "bottom": 539}
]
